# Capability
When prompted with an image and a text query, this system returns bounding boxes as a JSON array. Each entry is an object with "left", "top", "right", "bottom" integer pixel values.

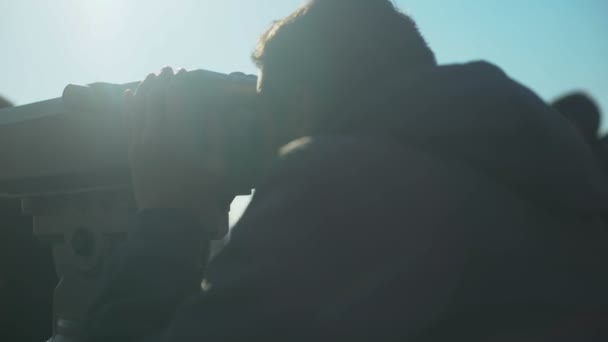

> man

[
  {"left": 552, "top": 92, "right": 601, "bottom": 145},
  {"left": 84, "top": 0, "right": 608, "bottom": 341},
  {"left": 552, "top": 92, "right": 608, "bottom": 175}
]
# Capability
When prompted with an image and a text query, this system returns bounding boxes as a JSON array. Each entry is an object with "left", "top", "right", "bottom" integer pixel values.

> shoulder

[
  {"left": 253, "top": 135, "right": 494, "bottom": 209},
  {"left": 272, "top": 135, "right": 410, "bottom": 178},
  {"left": 257, "top": 136, "right": 412, "bottom": 193}
]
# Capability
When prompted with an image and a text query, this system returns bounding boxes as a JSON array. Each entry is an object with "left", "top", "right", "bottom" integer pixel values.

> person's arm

[
  {"left": 83, "top": 67, "right": 230, "bottom": 342},
  {"left": 82, "top": 67, "right": 474, "bottom": 341},
  {"left": 84, "top": 132, "right": 479, "bottom": 341},
  {"left": 83, "top": 209, "right": 210, "bottom": 342}
]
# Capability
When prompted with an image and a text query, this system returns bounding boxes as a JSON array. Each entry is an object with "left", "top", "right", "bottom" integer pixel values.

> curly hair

[{"left": 252, "top": 0, "right": 436, "bottom": 115}]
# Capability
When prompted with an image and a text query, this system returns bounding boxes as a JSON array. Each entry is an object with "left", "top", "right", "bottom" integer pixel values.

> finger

[
  {"left": 166, "top": 68, "right": 191, "bottom": 130},
  {"left": 142, "top": 68, "right": 175, "bottom": 144},
  {"left": 169, "top": 68, "right": 189, "bottom": 96},
  {"left": 134, "top": 72, "right": 157, "bottom": 97},
  {"left": 131, "top": 73, "right": 156, "bottom": 143},
  {"left": 159, "top": 66, "right": 174, "bottom": 80},
  {"left": 168, "top": 68, "right": 188, "bottom": 100},
  {"left": 142, "top": 73, "right": 166, "bottom": 145},
  {"left": 157, "top": 67, "right": 175, "bottom": 113},
  {"left": 125, "top": 89, "right": 146, "bottom": 151}
]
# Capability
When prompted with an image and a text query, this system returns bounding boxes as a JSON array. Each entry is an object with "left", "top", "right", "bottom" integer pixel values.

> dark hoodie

[{"left": 83, "top": 62, "right": 608, "bottom": 342}]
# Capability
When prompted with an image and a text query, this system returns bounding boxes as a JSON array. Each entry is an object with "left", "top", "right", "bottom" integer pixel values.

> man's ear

[{"left": 288, "top": 89, "right": 318, "bottom": 138}]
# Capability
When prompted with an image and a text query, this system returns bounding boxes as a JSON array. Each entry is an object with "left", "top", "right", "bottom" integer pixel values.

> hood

[{"left": 335, "top": 61, "right": 608, "bottom": 214}]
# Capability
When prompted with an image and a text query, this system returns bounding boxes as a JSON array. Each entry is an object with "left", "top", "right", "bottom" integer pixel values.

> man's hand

[{"left": 126, "top": 67, "right": 229, "bottom": 237}]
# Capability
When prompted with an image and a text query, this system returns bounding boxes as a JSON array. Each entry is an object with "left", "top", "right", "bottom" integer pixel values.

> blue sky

[
  {"left": 2, "top": 0, "right": 606, "bottom": 222},
  {"left": 1, "top": 0, "right": 606, "bottom": 121}
]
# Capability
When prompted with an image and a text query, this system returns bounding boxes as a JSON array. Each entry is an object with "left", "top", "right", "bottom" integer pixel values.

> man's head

[
  {"left": 552, "top": 92, "right": 601, "bottom": 143},
  {"left": 0, "top": 95, "right": 13, "bottom": 109},
  {"left": 252, "top": 0, "right": 436, "bottom": 145}
]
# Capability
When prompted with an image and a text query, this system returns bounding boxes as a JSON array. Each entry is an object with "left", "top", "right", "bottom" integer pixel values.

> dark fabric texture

[
  {"left": 83, "top": 62, "right": 608, "bottom": 342},
  {"left": 594, "top": 136, "right": 608, "bottom": 176}
]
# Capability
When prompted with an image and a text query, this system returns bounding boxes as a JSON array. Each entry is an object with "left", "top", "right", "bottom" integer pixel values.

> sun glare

[{"left": 75, "top": 0, "right": 131, "bottom": 39}]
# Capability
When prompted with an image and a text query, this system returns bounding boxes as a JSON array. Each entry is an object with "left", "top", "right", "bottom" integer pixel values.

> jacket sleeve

[
  {"left": 84, "top": 137, "right": 479, "bottom": 341},
  {"left": 82, "top": 209, "right": 210, "bottom": 342},
  {"left": 82, "top": 137, "right": 394, "bottom": 342}
]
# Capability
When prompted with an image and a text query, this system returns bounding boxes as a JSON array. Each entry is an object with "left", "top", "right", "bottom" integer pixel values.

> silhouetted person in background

[
  {"left": 83, "top": 1, "right": 608, "bottom": 341},
  {"left": 552, "top": 92, "right": 608, "bottom": 174},
  {"left": 552, "top": 92, "right": 601, "bottom": 144},
  {"left": 0, "top": 95, "right": 57, "bottom": 342}
]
